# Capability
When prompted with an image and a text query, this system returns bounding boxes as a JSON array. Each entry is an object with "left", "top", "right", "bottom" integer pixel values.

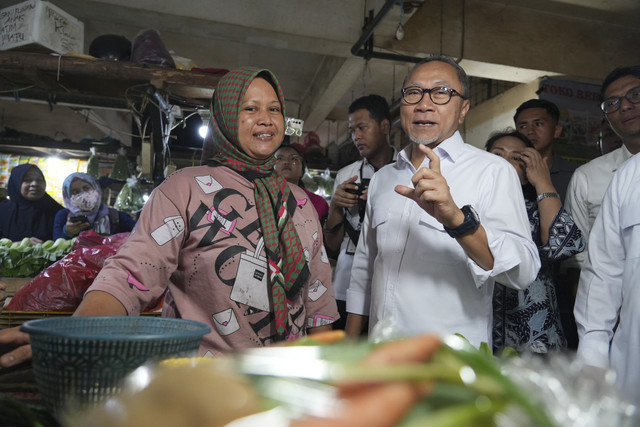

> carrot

[
  {"left": 303, "top": 329, "right": 346, "bottom": 345},
  {"left": 364, "top": 334, "right": 441, "bottom": 365}
]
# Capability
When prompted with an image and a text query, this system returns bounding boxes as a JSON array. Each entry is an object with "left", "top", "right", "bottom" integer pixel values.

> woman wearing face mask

[
  {"left": 0, "top": 163, "right": 63, "bottom": 244},
  {"left": 52, "top": 172, "right": 136, "bottom": 239},
  {"left": 485, "top": 130, "right": 585, "bottom": 354}
]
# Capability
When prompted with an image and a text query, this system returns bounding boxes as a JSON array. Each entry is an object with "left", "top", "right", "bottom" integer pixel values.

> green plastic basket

[{"left": 21, "top": 316, "right": 210, "bottom": 416}]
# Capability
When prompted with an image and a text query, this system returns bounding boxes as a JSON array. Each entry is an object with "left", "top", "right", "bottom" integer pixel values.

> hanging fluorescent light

[{"left": 197, "top": 109, "right": 211, "bottom": 138}]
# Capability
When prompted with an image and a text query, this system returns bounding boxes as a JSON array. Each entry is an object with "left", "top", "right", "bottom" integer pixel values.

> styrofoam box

[{"left": 0, "top": 0, "right": 84, "bottom": 54}]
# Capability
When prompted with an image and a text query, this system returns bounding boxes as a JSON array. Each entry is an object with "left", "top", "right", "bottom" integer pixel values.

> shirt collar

[
  {"left": 363, "top": 145, "right": 399, "bottom": 170},
  {"left": 397, "top": 131, "right": 464, "bottom": 169}
]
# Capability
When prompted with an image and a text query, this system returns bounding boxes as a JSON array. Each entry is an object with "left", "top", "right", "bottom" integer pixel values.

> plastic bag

[
  {"left": 130, "top": 29, "right": 176, "bottom": 68},
  {"left": 87, "top": 147, "right": 100, "bottom": 178},
  {"left": 6, "top": 231, "right": 162, "bottom": 312},
  {"left": 109, "top": 147, "right": 131, "bottom": 180},
  {"left": 113, "top": 176, "right": 145, "bottom": 215}
]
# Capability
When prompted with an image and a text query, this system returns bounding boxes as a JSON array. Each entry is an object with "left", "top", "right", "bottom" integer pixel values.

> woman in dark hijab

[{"left": 0, "top": 163, "right": 63, "bottom": 243}]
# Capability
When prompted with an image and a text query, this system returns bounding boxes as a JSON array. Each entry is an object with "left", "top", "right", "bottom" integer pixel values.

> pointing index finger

[{"left": 417, "top": 144, "right": 441, "bottom": 174}]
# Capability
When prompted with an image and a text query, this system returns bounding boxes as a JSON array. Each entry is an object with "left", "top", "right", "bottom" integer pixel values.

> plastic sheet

[{"left": 6, "top": 231, "right": 162, "bottom": 312}]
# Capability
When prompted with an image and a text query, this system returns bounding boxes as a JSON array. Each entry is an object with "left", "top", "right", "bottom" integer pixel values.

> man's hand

[
  {"left": 331, "top": 175, "right": 364, "bottom": 210},
  {"left": 394, "top": 145, "right": 463, "bottom": 228},
  {"left": 0, "top": 327, "right": 32, "bottom": 368}
]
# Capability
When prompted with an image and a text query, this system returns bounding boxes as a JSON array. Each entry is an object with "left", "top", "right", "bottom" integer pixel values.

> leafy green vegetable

[{"left": 0, "top": 238, "right": 75, "bottom": 277}]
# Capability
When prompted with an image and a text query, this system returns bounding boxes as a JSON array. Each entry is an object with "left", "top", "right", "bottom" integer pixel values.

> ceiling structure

[{"left": 0, "top": 0, "right": 639, "bottom": 158}]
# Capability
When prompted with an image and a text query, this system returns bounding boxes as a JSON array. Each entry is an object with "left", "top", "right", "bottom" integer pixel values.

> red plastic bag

[
  {"left": 7, "top": 231, "right": 163, "bottom": 312},
  {"left": 6, "top": 245, "right": 118, "bottom": 312},
  {"left": 72, "top": 229, "right": 130, "bottom": 250}
]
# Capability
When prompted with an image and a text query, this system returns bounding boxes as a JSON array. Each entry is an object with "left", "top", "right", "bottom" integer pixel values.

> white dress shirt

[
  {"left": 564, "top": 145, "right": 633, "bottom": 268},
  {"left": 332, "top": 150, "right": 398, "bottom": 301},
  {"left": 575, "top": 153, "right": 640, "bottom": 405},
  {"left": 346, "top": 131, "right": 540, "bottom": 347}
]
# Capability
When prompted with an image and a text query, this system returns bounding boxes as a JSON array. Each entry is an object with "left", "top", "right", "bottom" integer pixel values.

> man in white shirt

[
  {"left": 565, "top": 66, "right": 640, "bottom": 269},
  {"left": 575, "top": 66, "right": 640, "bottom": 404},
  {"left": 324, "top": 95, "right": 397, "bottom": 329},
  {"left": 344, "top": 55, "right": 540, "bottom": 347}
]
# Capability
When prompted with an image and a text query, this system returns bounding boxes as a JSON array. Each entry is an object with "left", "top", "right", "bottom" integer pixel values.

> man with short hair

[
  {"left": 345, "top": 56, "right": 540, "bottom": 347},
  {"left": 324, "top": 94, "right": 396, "bottom": 329},
  {"left": 565, "top": 66, "right": 640, "bottom": 266},
  {"left": 574, "top": 66, "right": 640, "bottom": 404},
  {"left": 514, "top": 99, "right": 578, "bottom": 202}
]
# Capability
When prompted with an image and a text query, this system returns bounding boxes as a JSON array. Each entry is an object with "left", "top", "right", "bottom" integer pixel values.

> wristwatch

[{"left": 443, "top": 205, "right": 480, "bottom": 238}]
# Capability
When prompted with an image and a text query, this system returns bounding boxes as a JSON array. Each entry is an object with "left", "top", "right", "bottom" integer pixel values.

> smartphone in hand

[{"left": 70, "top": 215, "right": 89, "bottom": 223}]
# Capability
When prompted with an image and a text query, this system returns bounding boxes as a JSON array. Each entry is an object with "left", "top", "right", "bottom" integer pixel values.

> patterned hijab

[
  {"left": 201, "top": 66, "right": 310, "bottom": 339},
  {"left": 62, "top": 172, "right": 110, "bottom": 230}
]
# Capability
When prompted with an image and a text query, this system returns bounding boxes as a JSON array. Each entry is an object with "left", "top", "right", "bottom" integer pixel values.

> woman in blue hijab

[
  {"left": 0, "top": 164, "right": 63, "bottom": 243},
  {"left": 53, "top": 172, "right": 136, "bottom": 239}
]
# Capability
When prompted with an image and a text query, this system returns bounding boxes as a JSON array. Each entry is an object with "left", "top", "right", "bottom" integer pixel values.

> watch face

[{"left": 467, "top": 205, "right": 479, "bottom": 223}]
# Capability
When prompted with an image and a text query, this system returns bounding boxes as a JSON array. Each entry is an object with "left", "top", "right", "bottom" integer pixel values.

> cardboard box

[{"left": 0, "top": 0, "right": 84, "bottom": 54}]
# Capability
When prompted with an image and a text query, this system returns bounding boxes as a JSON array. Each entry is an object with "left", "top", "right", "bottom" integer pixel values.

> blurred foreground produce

[
  {"left": 65, "top": 334, "right": 577, "bottom": 427},
  {"left": 65, "top": 358, "right": 261, "bottom": 427},
  {"left": 0, "top": 238, "right": 75, "bottom": 277}
]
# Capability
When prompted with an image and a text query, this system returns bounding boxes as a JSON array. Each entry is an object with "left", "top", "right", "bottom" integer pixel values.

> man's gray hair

[{"left": 402, "top": 55, "right": 469, "bottom": 98}]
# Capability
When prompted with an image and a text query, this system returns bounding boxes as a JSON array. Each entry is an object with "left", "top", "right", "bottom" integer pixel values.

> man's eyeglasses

[
  {"left": 274, "top": 155, "right": 302, "bottom": 165},
  {"left": 401, "top": 86, "right": 467, "bottom": 105},
  {"left": 601, "top": 86, "right": 640, "bottom": 114}
]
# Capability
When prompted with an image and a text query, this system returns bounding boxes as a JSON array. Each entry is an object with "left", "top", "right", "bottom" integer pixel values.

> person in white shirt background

[
  {"left": 323, "top": 94, "right": 396, "bottom": 330},
  {"left": 574, "top": 65, "right": 640, "bottom": 405},
  {"left": 344, "top": 55, "right": 540, "bottom": 347},
  {"left": 565, "top": 66, "right": 640, "bottom": 270}
]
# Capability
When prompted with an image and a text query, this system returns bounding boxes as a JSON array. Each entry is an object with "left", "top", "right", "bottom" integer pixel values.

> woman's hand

[
  {"left": 519, "top": 148, "right": 554, "bottom": 193},
  {"left": 0, "top": 327, "right": 32, "bottom": 368},
  {"left": 65, "top": 216, "right": 91, "bottom": 236}
]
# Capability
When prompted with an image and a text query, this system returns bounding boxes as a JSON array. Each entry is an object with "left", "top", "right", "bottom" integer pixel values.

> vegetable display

[
  {"left": 0, "top": 237, "right": 75, "bottom": 277},
  {"left": 238, "top": 334, "right": 556, "bottom": 427},
  {"left": 58, "top": 333, "right": 639, "bottom": 427}
]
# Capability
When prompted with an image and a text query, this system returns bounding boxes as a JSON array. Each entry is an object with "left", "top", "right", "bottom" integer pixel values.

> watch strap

[
  {"left": 443, "top": 205, "right": 480, "bottom": 238},
  {"left": 536, "top": 192, "right": 560, "bottom": 203}
]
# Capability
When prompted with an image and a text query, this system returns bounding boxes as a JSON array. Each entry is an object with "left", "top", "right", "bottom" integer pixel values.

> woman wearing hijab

[
  {"left": 0, "top": 66, "right": 338, "bottom": 365},
  {"left": 52, "top": 172, "right": 136, "bottom": 239},
  {"left": 0, "top": 163, "right": 63, "bottom": 243}
]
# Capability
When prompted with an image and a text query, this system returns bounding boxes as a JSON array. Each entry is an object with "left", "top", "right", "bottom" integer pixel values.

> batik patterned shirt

[{"left": 493, "top": 201, "right": 585, "bottom": 353}]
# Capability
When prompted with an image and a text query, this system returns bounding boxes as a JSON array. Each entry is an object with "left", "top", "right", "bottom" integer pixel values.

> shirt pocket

[
  {"left": 621, "top": 209, "right": 640, "bottom": 260},
  {"left": 371, "top": 208, "right": 390, "bottom": 247}
]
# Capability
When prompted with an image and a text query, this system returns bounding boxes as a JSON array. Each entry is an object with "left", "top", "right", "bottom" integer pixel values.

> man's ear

[
  {"left": 380, "top": 118, "right": 391, "bottom": 135},
  {"left": 458, "top": 99, "right": 471, "bottom": 124},
  {"left": 554, "top": 124, "right": 563, "bottom": 138}
]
